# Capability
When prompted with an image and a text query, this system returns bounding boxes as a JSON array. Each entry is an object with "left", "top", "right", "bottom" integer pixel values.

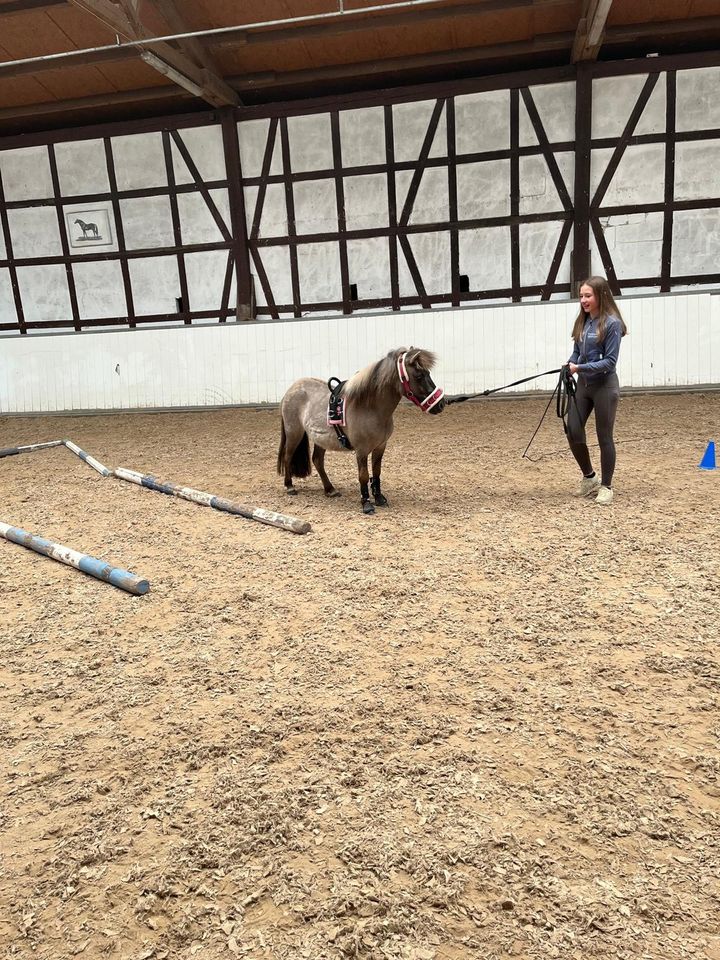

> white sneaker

[
  {"left": 595, "top": 485, "right": 614, "bottom": 505},
  {"left": 576, "top": 475, "right": 601, "bottom": 497}
]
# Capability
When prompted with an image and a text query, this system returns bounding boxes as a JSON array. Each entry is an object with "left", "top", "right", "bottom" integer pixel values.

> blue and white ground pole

[{"left": 0, "top": 521, "right": 150, "bottom": 595}]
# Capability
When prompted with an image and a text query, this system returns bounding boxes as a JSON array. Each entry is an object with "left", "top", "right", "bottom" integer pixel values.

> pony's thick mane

[{"left": 343, "top": 348, "right": 436, "bottom": 403}]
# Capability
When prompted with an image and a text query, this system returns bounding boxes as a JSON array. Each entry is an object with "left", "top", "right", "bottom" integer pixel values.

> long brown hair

[{"left": 572, "top": 276, "right": 628, "bottom": 344}]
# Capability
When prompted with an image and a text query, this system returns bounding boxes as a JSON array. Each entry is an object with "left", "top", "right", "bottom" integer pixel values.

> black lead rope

[
  {"left": 444, "top": 366, "right": 577, "bottom": 460},
  {"left": 521, "top": 366, "right": 576, "bottom": 460},
  {"left": 444, "top": 367, "right": 565, "bottom": 404}
]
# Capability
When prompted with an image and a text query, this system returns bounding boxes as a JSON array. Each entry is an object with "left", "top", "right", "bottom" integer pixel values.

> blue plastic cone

[{"left": 699, "top": 441, "right": 716, "bottom": 470}]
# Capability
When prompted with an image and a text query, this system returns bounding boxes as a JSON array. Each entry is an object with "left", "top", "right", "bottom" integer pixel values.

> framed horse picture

[{"left": 65, "top": 207, "right": 113, "bottom": 248}]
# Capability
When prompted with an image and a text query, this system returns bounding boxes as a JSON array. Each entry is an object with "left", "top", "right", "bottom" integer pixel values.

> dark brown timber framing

[
  {"left": 219, "top": 108, "right": 254, "bottom": 319},
  {"left": 571, "top": 62, "right": 592, "bottom": 292},
  {"left": 1, "top": 50, "right": 720, "bottom": 332}
]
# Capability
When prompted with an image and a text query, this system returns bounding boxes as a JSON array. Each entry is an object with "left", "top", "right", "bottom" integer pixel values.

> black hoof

[
  {"left": 286, "top": 488, "right": 297, "bottom": 496},
  {"left": 325, "top": 489, "right": 341, "bottom": 498},
  {"left": 374, "top": 494, "right": 389, "bottom": 507},
  {"left": 362, "top": 500, "right": 375, "bottom": 515}
]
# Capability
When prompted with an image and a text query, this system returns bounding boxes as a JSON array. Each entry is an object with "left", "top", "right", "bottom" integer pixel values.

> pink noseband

[{"left": 397, "top": 352, "right": 445, "bottom": 412}]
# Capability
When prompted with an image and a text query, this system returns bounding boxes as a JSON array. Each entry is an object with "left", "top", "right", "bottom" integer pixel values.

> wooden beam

[
  {"left": 0, "top": 0, "right": 65, "bottom": 13},
  {"left": 207, "top": 0, "right": 572, "bottom": 49},
  {"left": 231, "top": 33, "right": 577, "bottom": 91},
  {"left": 66, "top": 0, "right": 239, "bottom": 107},
  {"left": 146, "top": 0, "right": 221, "bottom": 73},
  {"left": 572, "top": 0, "right": 613, "bottom": 62},
  {"left": 0, "top": 84, "right": 188, "bottom": 122}
]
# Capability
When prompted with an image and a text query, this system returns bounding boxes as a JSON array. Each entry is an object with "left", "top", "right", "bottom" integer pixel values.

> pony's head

[
  {"left": 344, "top": 347, "right": 445, "bottom": 413},
  {"left": 396, "top": 347, "right": 445, "bottom": 415}
]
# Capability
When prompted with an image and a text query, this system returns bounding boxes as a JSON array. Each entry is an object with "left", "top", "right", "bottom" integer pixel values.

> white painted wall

[{"left": 0, "top": 292, "right": 717, "bottom": 414}]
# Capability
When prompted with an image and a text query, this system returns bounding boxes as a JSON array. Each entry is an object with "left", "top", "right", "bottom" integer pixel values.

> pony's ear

[{"left": 406, "top": 347, "right": 436, "bottom": 369}]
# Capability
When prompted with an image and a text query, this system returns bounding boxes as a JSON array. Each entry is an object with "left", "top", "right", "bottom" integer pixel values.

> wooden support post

[
  {"left": 221, "top": 107, "right": 254, "bottom": 320},
  {"left": 572, "top": 62, "right": 593, "bottom": 293}
]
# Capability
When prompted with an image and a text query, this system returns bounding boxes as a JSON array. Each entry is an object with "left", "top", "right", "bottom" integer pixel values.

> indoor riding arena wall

[
  {"left": 0, "top": 291, "right": 719, "bottom": 414},
  {"left": 1, "top": 53, "right": 720, "bottom": 960}
]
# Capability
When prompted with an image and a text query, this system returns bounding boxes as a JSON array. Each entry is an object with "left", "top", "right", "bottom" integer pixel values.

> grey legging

[{"left": 566, "top": 372, "right": 620, "bottom": 488}]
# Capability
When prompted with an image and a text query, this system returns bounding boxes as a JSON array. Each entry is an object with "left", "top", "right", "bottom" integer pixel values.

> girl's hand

[{"left": 568, "top": 363, "right": 579, "bottom": 375}]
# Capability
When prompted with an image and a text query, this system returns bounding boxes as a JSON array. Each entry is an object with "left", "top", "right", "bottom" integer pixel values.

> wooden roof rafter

[
  {"left": 65, "top": 0, "right": 239, "bottom": 107},
  {"left": 572, "top": 0, "right": 613, "bottom": 62}
]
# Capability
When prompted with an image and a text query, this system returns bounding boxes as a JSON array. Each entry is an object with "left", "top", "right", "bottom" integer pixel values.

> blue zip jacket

[{"left": 569, "top": 314, "right": 622, "bottom": 381}]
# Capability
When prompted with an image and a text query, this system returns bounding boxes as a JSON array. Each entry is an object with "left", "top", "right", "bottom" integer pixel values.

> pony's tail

[{"left": 277, "top": 420, "right": 312, "bottom": 478}]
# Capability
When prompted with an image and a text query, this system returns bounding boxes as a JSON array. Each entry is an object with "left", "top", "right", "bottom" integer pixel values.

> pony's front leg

[
  {"left": 356, "top": 453, "right": 375, "bottom": 515},
  {"left": 370, "top": 444, "right": 388, "bottom": 507}
]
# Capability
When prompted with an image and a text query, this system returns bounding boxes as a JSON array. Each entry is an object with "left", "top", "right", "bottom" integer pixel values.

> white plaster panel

[
  {"left": 591, "top": 144, "right": 665, "bottom": 207},
  {"left": 0, "top": 146, "right": 54, "bottom": 201},
  {"left": 520, "top": 220, "right": 565, "bottom": 287},
  {"left": 400, "top": 232, "right": 450, "bottom": 296},
  {"left": 177, "top": 189, "right": 230, "bottom": 244},
  {"left": 0, "top": 229, "right": 6, "bottom": 259},
  {"left": 344, "top": 175, "right": 388, "bottom": 231},
  {"left": 255, "top": 246, "right": 293, "bottom": 306},
  {"left": 54, "top": 139, "right": 110, "bottom": 196},
  {"left": 293, "top": 179, "right": 338, "bottom": 235},
  {"left": 519, "top": 155, "right": 563, "bottom": 215},
  {"left": 592, "top": 75, "right": 665, "bottom": 139},
  {"left": 0, "top": 269, "right": 17, "bottom": 324},
  {"left": 458, "top": 226, "right": 511, "bottom": 291},
  {"left": 185, "top": 250, "right": 229, "bottom": 311},
  {"left": 112, "top": 132, "right": 168, "bottom": 191},
  {"left": 121, "top": 195, "right": 175, "bottom": 249},
  {"left": 16, "top": 264, "right": 72, "bottom": 322},
  {"left": 454, "top": 89, "right": 509, "bottom": 154},
  {"left": 238, "top": 119, "right": 283, "bottom": 178},
  {"left": 597, "top": 212, "right": 664, "bottom": 280},
  {"left": 243, "top": 186, "right": 258, "bottom": 231},
  {"left": 528, "top": 82, "right": 575, "bottom": 144},
  {"left": 676, "top": 67, "right": 720, "bottom": 132},
  {"left": 346, "top": 237, "right": 390, "bottom": 300},
  {"left": 8, "top": 207, "right": 63, "bottom": 258},
  {"left": 73, "top": 259, "right": 127, "bottom": 320},
  {"left": 287, "top": 114, "right": 333, "bottom": 173},
  {"left": 339, "top": 107, "right": 386, "bottom": 167},
  {"left": 456, "top": 160, "right": 510, "bottom": 220},
  {"left": 392, "top": 101, "right": 446, "bottom": 163},
  {"left": 297, "top": 242, "right": 342, "bottom": 304},
  {"left": 172, "top": 125, "right": 226, "bottom": 185},
  {"left": 634, "top": 76, "right": 667, "bottom": 137},
  {"left": 518, "top": 98, "right": 539, "bottom": 148},
  {"left": 129, "top": 256, "right": 180, "bottom": 315},
  {"left": 674, "top": 141, "right": 720, "bottom": 202},
  {"left": 249, "top": 183, "right": 288, "bottom": 237},
  {"left": 672, "top": 209, "right": 720, "bottom": 276},
  {"left": 400, "top": 167, "right": 448, "bottom": 225}
]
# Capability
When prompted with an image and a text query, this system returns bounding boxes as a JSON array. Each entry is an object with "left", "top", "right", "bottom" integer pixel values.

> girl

[{"left": 567, "top": 276, "right": 628, "bottom": 505}]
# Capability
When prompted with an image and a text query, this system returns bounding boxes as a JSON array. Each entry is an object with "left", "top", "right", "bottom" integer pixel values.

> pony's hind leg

[
  {"left": 312, "top": 446, "right": 340, "bottom": 497},
  {"left": 277, "top": 416, "right": 310, "bottom": 495},
  {"left": 370, "top": 443, "right": 389, "bottom": 507},
  {"left": 356, "top": 453, "right": 375, "bottom": 515}
]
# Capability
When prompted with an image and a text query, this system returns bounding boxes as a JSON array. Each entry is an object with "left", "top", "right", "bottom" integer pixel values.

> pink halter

[{"left": 396, "top": 352, "right": 445, "bottom": 413}]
